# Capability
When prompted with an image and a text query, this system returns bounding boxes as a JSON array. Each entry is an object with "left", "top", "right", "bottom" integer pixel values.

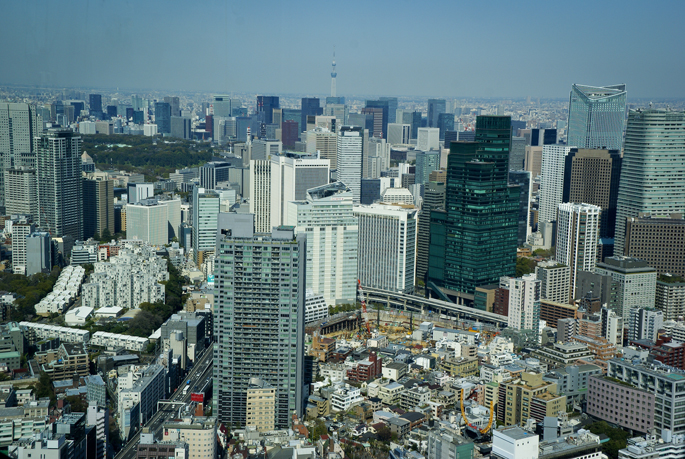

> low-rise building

[
  {"left": 542, "top": 364, "right": 602, "bottom": 406},
  {"left": 330, "top": 384, "right": 363, "bottom": 412},
  {"left": 246, "top": 378, "right": 275, "bottom": 432},
  {"left": 35, "top": 343, "right": 89, "bottom": 379},
  {"left": 587, "top": 374, "right": 655, "bottom": 434},
  {"left": 530, "top": 342, "right": 594, "bottom": 368},
  {"left": 90, "top": 331, "right": 149, "bottom": 352},
  {"left": 383, "top": 362, "right": 408, "bottom": 382},
  {"left": 400, "top": 385, "right": 431, "bottom": 411},
  {"left": 162, "top": 416, "right": 217, "bottom": 459},
  {"left": 379, "top": 381, "right": 405, "bottom": 405},
  {"left": 346, "top": 352, "right": 382, "bottom": 382},
  {"left": 438, "top": 357, "right": 478, "bottom": 378},
  {"left": 19, "top": 322, "right": 89, "bottom": 345},
  {"left": 619, "top": 430, "right": 685, "bottom": 459}
]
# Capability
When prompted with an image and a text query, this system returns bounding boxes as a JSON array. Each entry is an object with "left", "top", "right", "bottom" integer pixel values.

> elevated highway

[{"left": 361, "top": 286, "right": 508, "bottom": 328}]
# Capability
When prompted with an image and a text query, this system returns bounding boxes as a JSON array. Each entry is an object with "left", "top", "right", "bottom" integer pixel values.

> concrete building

[
  {"left": 506, "top": 274, "right": 541, "bottom": 332},
  {"left": 496, "top": 372, "right": 564, "bottom": 426},
  {"left": 83, "top": 177, "right": 114, "bottom": 239},
  {"left": 536, "top": 262, "right": 571, "bottom": 304},
  {"left": 11, "top": 221, "right": 35, "bottom": 275},
  {"left": 624, "top": 214, "right": 685, "bottom": 278},
  {"left": 416, "top": 182, "right": 445, "bottom": 282},
  {"left": 618, "top": 430, "right": 685, "bottom": 459},
  {"left": 539, "top": 144, "right": 574, "bottom": 225},
  {"left": 330, "top": 384, "right": 364, "bottom": 412},
  {"left": 286, "top": 182, "right": 357, "bottom": 305},
  {"left": 656, "top": 275, "right": 685, "bottom": 321},
  {"left": 567, "top": 84, "right": 626, "bottom": 151},
  {"left": 530, "top": 342, "right": 593, "bottom": 368},
  {"left": 492, "top": 426, "right": 538, "bottom": 459},
  {"left": 556, "top": 203, "right": 601, "bottom": 302},
  {"left": 126, "top": 200, "right": 168, "bottom": 246},
  {"left": 587, "top": 374, "right": 655, "bottom": 434},
  {"left": 118, "top": 364, "right": 166, "bottom": 438},
  {"left": 543, "top": 364, "right": 602, "bottom": 406},
  {"left": 127, "top": 182, "right": 154, "bottom": 204},
  {"left": 0, "top": 103, "right": 40, "bottom": 211},
  {"left": 270, "top": 154, "right": 329, "bottom": 228},
  {"left": 246, "top": 378, "right": 276, "bottom": 432},
  {"left": 213, "top": 218, "right": 305, "bottom": 429},
  {"left": 249, "top": 159, "right": 271, "bottom": 233},
  {"left": 91, "top": 332, "right": 149, "bottom": 351},
  {"left": 387, "top": 123, "right": 411, "bottom": 145},
  {"left": 427, "top": 430, "right": 474, "bottom": 459},
  {"left": 162, "top": 416, "right": 217, "bottom": 459},
  {"left": 628, "top": 308, "right": 663, "bottom": 342},
  {"left": 354, "top": 203, "right": 417, "bottom": 294},
  {"left": 595, "top": 257, "right": 657, "bottom": 323},
  {"left": 192, "top": 187, "right": 220, "bottom": 266},
  {"left": 4, "top": 167, "right": 38, "bottom": 219},
  {"left": 337, "top": 126, "right": 363, "bottom": 203},
  {"left": 381, "top": 187, "right": 414, "bottom": 205},
  {"left": 19, "top": 322, "right": 89, "bottom": 344},
  {"left": 417, "top": 128, "right": 439, "bottom": 152}
]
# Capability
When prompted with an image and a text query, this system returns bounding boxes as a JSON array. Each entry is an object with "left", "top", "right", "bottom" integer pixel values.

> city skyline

[{"left": 1, "top": 1, "right": 685, "bottom": 98}]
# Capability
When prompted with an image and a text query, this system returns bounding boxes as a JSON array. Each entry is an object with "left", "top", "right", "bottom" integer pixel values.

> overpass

[{"left": 361, "top": 286, "right": 509, "bottom": 327}]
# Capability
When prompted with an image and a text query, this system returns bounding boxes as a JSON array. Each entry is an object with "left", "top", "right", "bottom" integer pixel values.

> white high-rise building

[
  {"left": 192, "top": 187, "right": 220, "bottom": 265},
  {"left": 4, "top": 167, "right": 37, "bottom": 220},
  {"left": 306, "top": 127, "right": 337, "bottom": 169},
  {"left": 337, "top": 126, "right": 363, "bottom": 203},
  {"left": 286, "top": 182, "right": 357, "bottom": 305},
  {"left": 417, "top": 128, "right": 440, "bottom": 152},
  {"left": 367, "top": 136, "right": 390, "bottom": 171},
  {"left": 539, "top": 144, "right": 574, "bottom": 224},
  {"left": 11, "top": 221, "right": 35, "bottom": 275},
  {"left": 387, "top": 123, "right": 411, "bottom": 145},
  {"left": 595, "top": 256, "right": 657, "bottom": 322},
  {"left": 628, "top": 307, "right": 663, "bottom": 342},
  {"left": 354, "top": 203, "right": 417, "bottom": 294},
  {"left": 249, "top": 160, "right": 271, "bottom": 233},
  {"left": 505, "top": 274, "right": 541, "bottom": 332},
  {"left": 556, "top": 203, "right": 600, "bottom": 301},
  {"left": 270, "top": 155, "right": 329, "bottom": 228},
  {"left": 535, "top": 261, "right": 572, "bottom": 304},
  {"left": 126, "top": 201, "right": 168, "bottom": 246}
]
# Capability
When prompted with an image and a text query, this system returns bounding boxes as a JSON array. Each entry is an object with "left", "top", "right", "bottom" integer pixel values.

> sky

[{"left": 1, "top": 0, "right": 684, "bottom": 99}]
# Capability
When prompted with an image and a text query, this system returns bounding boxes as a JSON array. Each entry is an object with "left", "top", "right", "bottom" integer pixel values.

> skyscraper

[
  {"left": 379, "top": 97, "right": 398, "bottom": 124},
  {"left": 301, "top": 98, "right": 322, "bottom": 136},
  {"left": 89, "top": 94, "right": 103, "bottom": 119},
  {"left": 437, "top": 113, "right": 454, "bottom": 141},
  {"left": 36, "top": 129, "right": 83, "bottom": 239},
  {"left": 154, "top": 102, "right": 171, "bottom": 134},
  {"left": 427, "top": 99, "right": 446, "bottom": 128},
  {"left": 83, "top": 177, "right": 114, "bottom": 239},
  {"left": 416, "top": 181, "right": 445, "bottom": 281},
  {"left": 257, "top": 96, "right": 279, "bottom": 125},
  {"left": 556, "top": 203, "right": 601, "bottom": 301},
  {"left": 4, "top": 167, "right": 37, "bottom": 219},
  {"left": 387, "top": 124, "right": 411, "bottom": 145},
  {"left": 428, "top": 116, "right": 519, "bottom": 301},
  {"left": 163, "top": 96, "right": 180, "bottom": 116},
  {"left": 364, "top": 100, "right": 390, "bottom": 138},
  {"left": 249, "top": 160, "right": 271, "bottom": 233},
  {"left": 281, "top": 120, "right": 299, "bottom": 149},
  {"left": 595, "top": 257, "right": 656, "bottom": 322},
  {"left": 286, "top": 182, "right": 358, "bottom": 305},
  {"left": 270, "top": 155, "right": 330, "bottom": 227},
  {"left": 506, "top": 274, "right": 541, "bottom": 332},
  {"left": 562, "top": 149, "right": 622, "bottom": 240},
  {"left": 213, "top": 215, "right": 305, "bottom": 429},
  {"left": 538, "top": 144, "right": 574, "bottom": 225},
  {"left": 415, "top": 150, "right": 440, "bottom": 188},
  {"left": 508, "top": 170, "right": 532, "bottom": 246},
  {"left": 615, "top": 110, "right": 685, "bottom": 254},
  {"left": 361, "top": 107, "right": 384, "bottom": 139},
  {"left": 306, "top": 127, "right": 337, "bottom": 169},
  {"left": 509, "top": 136, "right": 526, "bottom": 171},
  {"left": 337, "top": 126, "right": 363, "bottom": 203},
  {"left": 417, "top": 128, "right": 440, "bottom": 152},
  {"left": 567, "top": 84, "right": 627, "bottom": 151},
  {"left": 0, "top": 103, "right": 40, "bottom": 211},
  {"left": 191, "top": 187, "right": 220, "bottom": 266}
]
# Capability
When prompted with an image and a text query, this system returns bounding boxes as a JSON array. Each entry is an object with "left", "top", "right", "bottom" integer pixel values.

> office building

[
  {"left": 536, "top": 261, "right": 572, "bottom": 304},
  {"left": 337, "top": 126, "right": 363, "bottom": 203},
  {"left": 126, "top": 201, "right": 169, "bottom": 246},
  {"left": 83, "top": 177, "right": 114, "bottom": 239},
  {"left": 624, "top": 214, "right": 685, "bottom": 277},
  {"left": 508, "top": 170, "right": 532, "bottom": 246},
  {"left": 556, "top": 203, "right": 600, "bottom": 302},
  {"left": 575, "top": 269, "right": 618, "bottom": 311},
  {"left": 306, "top": 126, "right": 337, "bottom": 169},
  {"left": 281, "top": 120, "right": 299, "bottom": 148},
  {"left": 301, "top": 98, "right": 322, "bottom": 134},
  {"left": 270, "top": 155, "right": 330, "bottom": 227},
  {"left": 0, "top": 103, "right": 40, "bottom": 211},
  {"left": 656, "top": 275, "right": 685, "bottom": 321},
  {"left": 607, "top": 358, "right": 685, "bottom": 434},
  {"left": 427, "top": 430, "right": 474, "bottom": 459},
  {"left": 213, "top": 218, "right": 305, "bottom": 429},
  {"left": 524, "top": 145, "right": 542, "bottom": 178},
  {"left": 509, "top": 136, "right": 526, "bottom": 170},
  {"left": 587, "top": 374, "right": 655, "bottom": 435},
  {"left": 628, "top": 307, "right": 663, "bottom": 342},
  {"left": 4, "top": 167, "right": 37, "bottom": 218},
  {"left": 365, "top": 99, "right": 390, "bottom": 138},
  {"left": 416, "top": 182, "right": 445, "bottom": 281},
  {"left": 618, "top": 430, "right": 685, "bottom": 459},
  {"left": 539, "top": 145, "right": 574, "bottom": 225},
  {"left": 163, "top": 96, "right": 180, "bottom": 116},
  {"left": 170, "top": 116, "right": 191, "bottom": 139},
  {"left": 36, "top": 129, "right": 83, "bottom": 239},
  {"left": 118, "top": 364, "right": 166, "bottom": 438},
  {"left": 257, "top": 96, "right": 279, "bottom": 125},
  {"left": 542, "top": 364, "right": 602, "bottom": 406},
  {"left": 154, "top": 102, "right": 171, "bottom": 134},
  {"left": 249, "top": 159, "right": 271, "bottom": 232},
  {"left": 595, "top": 256, "right": 657, "bottom": 323},
  {"left": 11, "top": 221, "right": 35, "bottom": 275},
  {"left": 286, "top": 182, "right": 357, "bottom": 305},
  {"left": 417, "top": 128, "right": 440, "bottom": 152},
  {"left": 506, "top": 274, "right": 541, "bottom": 332},
  {"left": 415, "top": 150, "right": 440, "bottom": 188},
  {"left": 437, "top": 113, "right": 454, "bottom": 141},
  {"left": 192, "top": 187, "right": 220, "bottom": 266},
  {"left": 387, "top": 123, "right": 411, "bottom": 145},
  {"left": 89, "top": 94, "right": 103, "bottom": 117},
  {"left": 199, "top": 161, "right": 231, "bottom": 189},
  {"left": 427, "top": 99, "right": 446, "bottom": 128},
  {"left": 127, "top": 182, "right": 154, "bottom": 204},
  {"left": 212, "top": 94, "right": 232, "bottom": 118},
  {"left": 428, "top": 116, "right": 519, "bottom": 300},
  {"left": 379, "top": 97, "right": 398, "bottom": 124},
  {"left": 563, "top": 148, "right": 622, "bottom": 240},
  {"left": 355, "top": 203, "right": 417, "bottom": 294},
  {"left": 615, "top": 110, "right": 685, "bottom": 253},
  {"left": 26, "top": 232, "right": 52, "bottom": 275},
  {"left": 496, "top": 372, "right": 563, "bottom": 426},
  {"left": 567, "top": 84, "right": 627, "bottom": 151}
]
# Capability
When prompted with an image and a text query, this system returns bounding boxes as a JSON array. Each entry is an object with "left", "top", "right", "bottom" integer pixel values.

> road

[{"left": 114, "top": 346, "right": 214, "bottom": 459}]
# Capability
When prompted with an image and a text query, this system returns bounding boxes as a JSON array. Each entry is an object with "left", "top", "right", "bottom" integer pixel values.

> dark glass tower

[
  {"left": 364, "top": 100, "right": 389, "bottom": 138},
  {"left": 257, "top": 96, "right": 280, "bottom": 125},
  {"left": 154, "top": 102, "right": 171, "bottom": 133},
  {"left": 438, "top": 113, "right": 455, "bottom": 141},
  {"left": 428, "top": 116, "right": 519, "bottom": 301},
  {"left": 301, "top": 98, "right": 322, "bottom": 134}
]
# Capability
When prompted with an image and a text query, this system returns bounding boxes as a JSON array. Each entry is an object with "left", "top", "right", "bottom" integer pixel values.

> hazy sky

[{"left": 2, "top": 0, "right": 684, "bottom": 99}]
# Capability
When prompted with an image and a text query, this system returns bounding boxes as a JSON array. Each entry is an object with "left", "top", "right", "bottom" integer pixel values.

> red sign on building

[{"left": 191, "top": 393, "right": 204, "bottom": 403}]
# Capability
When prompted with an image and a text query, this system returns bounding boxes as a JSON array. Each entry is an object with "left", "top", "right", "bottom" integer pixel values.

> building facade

[{"left": 567, "top": 84, "right": 627, "bottom": 151}]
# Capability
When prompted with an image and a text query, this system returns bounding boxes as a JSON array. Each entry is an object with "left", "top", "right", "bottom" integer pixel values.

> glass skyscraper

[
  {"left": 615, "top": 109, "right": 685, "bottom": 254},
  {"left": 427, "top": 116, "right": 519, "bottom": 301},
  {"left": 567, "top": 84, "right": 627, "bottom": 151}
]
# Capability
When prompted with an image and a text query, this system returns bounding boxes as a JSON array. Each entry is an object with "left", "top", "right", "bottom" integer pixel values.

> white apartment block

[
  {"left": 82, "top": 246, "right": 168, "bottom": 310},
  {"left": 35, "top": 265, "right": 85, "bottom": 315},
  {"left": 354, "top": 203, "right": 417, "bottom": 294},
  {"left": 162, "top": 417, "right": 217, "bottom": 459},
  {"left": 556, "top": 202, "right": 600, "bottom": 301},
  {"left": 539, "top": 144, "right": 574, "bottom": 224},
  {"left": 305, "top": 290, "right": 329, "bottom": 324},
  {"left": 91, "top": 331, "right": 149, "bottom": 351},
  {"left": 595, "top": 257, "right": 657, "bottom": 323},
  {"left": 19, "top": 322, "right": 90, "bottom": 344},
  {"left": 330, "top": 384, "right": 364, "bottom": 412},
  {"left": 11, "top": 222, "right": 35, "bottom": 275},
  {"left": 118, "top": 364, "right": 166, "bottom": 435},
  {"left": 506, "top": 274, "right": 541, "bottom": 332}
]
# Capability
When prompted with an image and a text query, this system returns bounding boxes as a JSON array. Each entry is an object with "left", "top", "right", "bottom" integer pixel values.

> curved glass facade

[{"left": 567, "top": 84, "right": 626, "bottom": 151}]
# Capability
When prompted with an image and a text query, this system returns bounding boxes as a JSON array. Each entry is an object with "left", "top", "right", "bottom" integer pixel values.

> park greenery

[
  {"left": 515, "top": 257, "right": 538, "bottom": 277},
  {"left": 0, "top": 267, "right": 62, "bottom": 322},
  {"left": 81, "top": 134, "right": 214, "bottom": 178},
  {"left": 587, "top": 421, "right": 630, "bottom": 459}
]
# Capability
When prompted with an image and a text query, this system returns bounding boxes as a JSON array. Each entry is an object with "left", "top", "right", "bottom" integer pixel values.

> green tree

[
  {"left": 516, "top": 257, "right": 537, "bottom": 277},
  {"left": 310, "top": 419, "right": 328, "bottom": 442},
  {"left": 587, "top": 421, "right": 630, "bottom": 459},
  {"left": 34, "top": 371, "right": 56, "bottom": 406},
  {"left": 376, "top": 426, "right": 391, "bottom": 442}
]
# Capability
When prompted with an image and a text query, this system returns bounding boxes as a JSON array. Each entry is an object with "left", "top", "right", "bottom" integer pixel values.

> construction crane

[{"left": 460, "top": 389, "right": 494, "bottom": 435}]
